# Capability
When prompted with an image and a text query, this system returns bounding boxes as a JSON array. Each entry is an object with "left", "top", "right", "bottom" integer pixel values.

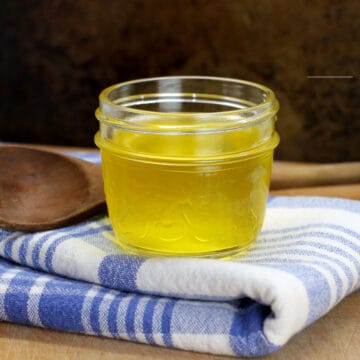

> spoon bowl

[{"left": 0, "top": 145, "right": 106, "bottom": 231}]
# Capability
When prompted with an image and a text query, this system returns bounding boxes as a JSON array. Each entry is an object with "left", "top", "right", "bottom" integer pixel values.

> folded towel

[{"left": 0, "top": 152, "right": 359, "bottom": 357}]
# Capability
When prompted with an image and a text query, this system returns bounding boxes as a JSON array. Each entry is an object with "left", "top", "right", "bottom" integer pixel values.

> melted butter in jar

[{"left": 95, "top": 77, "right": 279, "bottom": 258}]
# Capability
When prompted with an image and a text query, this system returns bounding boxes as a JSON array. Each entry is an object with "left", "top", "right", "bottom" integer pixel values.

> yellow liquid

[{"left": 97, "top": 127, "right": 276, "bottom": 257}]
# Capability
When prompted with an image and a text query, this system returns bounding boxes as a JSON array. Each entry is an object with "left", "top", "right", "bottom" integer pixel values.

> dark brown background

[{"left": 1, "top": 0, "right": 359, "bottom": 161}]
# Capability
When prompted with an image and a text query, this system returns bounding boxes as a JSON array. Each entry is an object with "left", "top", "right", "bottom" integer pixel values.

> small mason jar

[{"left": 95, "top": 76, "right": 279, "bottom": 258}]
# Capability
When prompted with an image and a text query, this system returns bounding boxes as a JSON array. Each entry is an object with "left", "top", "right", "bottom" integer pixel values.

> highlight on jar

[{"left": 95, "top": 76, "right": 279, "bottom": 258}]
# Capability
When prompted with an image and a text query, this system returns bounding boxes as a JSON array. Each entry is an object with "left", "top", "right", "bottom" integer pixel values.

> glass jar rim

[{"left": 97, "top": 76, "right": 279, "bottom": 134}]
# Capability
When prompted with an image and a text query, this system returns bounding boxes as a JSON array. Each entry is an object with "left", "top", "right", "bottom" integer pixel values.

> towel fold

[{"left": 0, "top": 152, "right": 359, "bottom": 357}]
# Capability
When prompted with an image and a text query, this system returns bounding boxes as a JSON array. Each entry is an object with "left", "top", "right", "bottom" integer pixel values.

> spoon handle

[
  {"left": 271, "top": 161, "right": 360, "bottom": 190},
  {"left": 270, "top": 183, "right": 360, "bottom": 200}
]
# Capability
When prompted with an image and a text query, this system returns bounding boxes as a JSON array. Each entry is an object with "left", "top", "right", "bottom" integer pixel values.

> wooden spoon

[
  {"left": 1, "top": 145, "right": 359, "bottom": 232},
  {"left": 0, "top": 145, "right": 106, "bottom": 231}
]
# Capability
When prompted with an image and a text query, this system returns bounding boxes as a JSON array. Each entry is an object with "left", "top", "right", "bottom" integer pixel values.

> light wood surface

[{"left": 0, "top": 144, "right": 359, "bottom": 359}]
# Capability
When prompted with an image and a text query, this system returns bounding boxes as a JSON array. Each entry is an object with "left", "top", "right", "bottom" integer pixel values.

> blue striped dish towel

[{"left": 0, "top": 152, "right": 359, "bottom": 357}]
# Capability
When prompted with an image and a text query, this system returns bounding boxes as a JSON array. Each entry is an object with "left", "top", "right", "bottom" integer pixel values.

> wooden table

[{"left": 0, "top": 144, "right": 359, "bottom": 359}]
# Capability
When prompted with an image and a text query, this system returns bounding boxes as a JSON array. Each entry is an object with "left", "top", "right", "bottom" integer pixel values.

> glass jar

[{"left": 95, "top": 76, "right": 279, "bottom": 258}]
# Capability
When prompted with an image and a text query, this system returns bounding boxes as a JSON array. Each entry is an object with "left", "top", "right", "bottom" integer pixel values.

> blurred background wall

[{"left": 1, "top": 0, "right": 359, "bottom": 161}]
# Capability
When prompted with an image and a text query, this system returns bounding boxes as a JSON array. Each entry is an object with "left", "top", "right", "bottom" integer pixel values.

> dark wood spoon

[{"left": 0, "top": 145, "right": 106, "bottom": 231}]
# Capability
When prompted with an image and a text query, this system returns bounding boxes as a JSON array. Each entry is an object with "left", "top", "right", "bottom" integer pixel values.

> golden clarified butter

[{"left": 95, "top": 77, "right": 279, "bottom": 258}]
